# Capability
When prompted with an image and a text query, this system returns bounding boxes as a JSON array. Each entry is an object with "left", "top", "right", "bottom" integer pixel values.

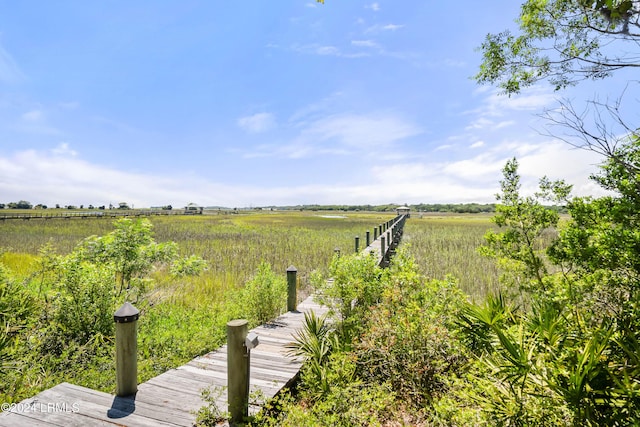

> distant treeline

[
  {"left": 267, "top": 203, "right": 498, "bottom": 213},
  {"left": 266, "top": 203, "right": 569, "bottom": 214}
]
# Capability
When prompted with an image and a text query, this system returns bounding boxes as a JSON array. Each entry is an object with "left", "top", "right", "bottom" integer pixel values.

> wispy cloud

[
  {"left": 470, "top": 86, "right": 557, "bottom": 118},
  {"left": 465, "top": 118, "right": 515, "bottom": 131},
  {"left": 0, "top": 43, "right": 24, "bottom": 83},
  {"left": 51, "top": 142, "right": 78, "bottom": 157},
  {"left": 236, "top": 109, "right": 422, "bottom": 160},
  {"left": 351, "top": 40, "right": 379, "bottom": 48},
  {"left": 21, "top": 109, "right": 44, "bottom": 122},
  {"left": 290, "top": 43, "right": 370, "bottom": 58},
  {"left": 0, "top": 136, "right": 607, "bottom": 208},
  {"left": 366, "top": 2, "right": 380, "bottom": 11},
  {"left": 15, "top": 108, "right": 61, "bottom": 135},
  {"left": 237, "top": 112, "right": 276, "bottom": 133},
  {"left": 301, "top": 112, "right": 422, "bottom": 151},
  {"left": 365, "top": 23, "right": 404, "bottom": 33}
]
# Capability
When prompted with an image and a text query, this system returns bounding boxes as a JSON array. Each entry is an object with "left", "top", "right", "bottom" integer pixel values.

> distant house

[
  {"left": 396, "top": 206, "right": 410, "bottom": 217},
  {"left": 118, "top": 202, "right": 130, "bottom": 210},
  {"left": 185, "top": 203, "right": 203, "bottom": 214}
]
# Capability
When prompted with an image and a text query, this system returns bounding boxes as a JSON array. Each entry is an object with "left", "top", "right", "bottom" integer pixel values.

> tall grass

[
  {"left": 402, "top": 214, "right": 500, "bottom": 300},
  {"left": 0, "top": 210, "right": 501, "bottom": 402},
  {"left": 0, "top": 211, "right": 390, "bottom": 291}
]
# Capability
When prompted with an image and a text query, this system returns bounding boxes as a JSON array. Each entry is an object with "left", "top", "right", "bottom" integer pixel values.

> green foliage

[
  {"left": 194, "top": 386, "right": 227, "bottom": 427},
  {"left": 78, "top": 218, "right": 177, "bottom": 296},
  {"left": 230, "top": 261, "right": 287, "bottom": 326},
  {"left": 479, "top": 158, "right": 571, "bottom": 294},
  {"left": 462, "top": 156, "right": 640, "bottom": 425},
  {"left": 315, "top": 253, "right": 384, "bottom": 344},
  {"left": 356, "top": 270, "right": 467, "bottom": 407},
  {"left": 475, "top": 0, "right": 640, "bottom": 93},
  {"left": 0, "top": 212, "right": 388, "bottom": 403},
  {"left": 0, "top": 263, "right": 33, "bottom": 374},
  {"left": 38, "top": 255, "right": 115, "bottom": 356},
  {"left": 287, "top": 311, "right": 340, "bottom": 399},
  {"left": 170, "top": 254, "right": 209, "bottom": 277},
  {"left": 250, "top": 381, "right": 397, "bottom": 427},
  {"left": 280, "top": 249, "right": 471, "bottom": 425}
]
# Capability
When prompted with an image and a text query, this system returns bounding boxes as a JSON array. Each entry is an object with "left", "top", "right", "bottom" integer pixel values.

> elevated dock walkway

[
  {"left": 0, "top": 214, "right": 408, "bottom": 426},
  {"left": 0, "top": 297, "right": 328, "bottom": 427}
]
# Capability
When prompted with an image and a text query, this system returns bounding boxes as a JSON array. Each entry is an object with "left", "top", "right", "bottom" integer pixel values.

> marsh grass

[
  {"left": 402, "top": 214, "right": 501, "bottom": 300},
  {"left": 0, "top": 210, "right": 502, "bottom": 402}
]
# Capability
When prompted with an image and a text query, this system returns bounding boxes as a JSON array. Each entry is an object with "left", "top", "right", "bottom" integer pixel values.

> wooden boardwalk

[
  {"left": 0, "top": 213, "right": 407, "bottom": 426},
  {"left": 0, "top": 297, "right": 329, "bottom": 427}
]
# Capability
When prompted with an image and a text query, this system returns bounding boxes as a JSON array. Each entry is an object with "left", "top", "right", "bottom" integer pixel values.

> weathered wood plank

[{"left": 0, "top": 294, "right": 330, "bottom": 427}]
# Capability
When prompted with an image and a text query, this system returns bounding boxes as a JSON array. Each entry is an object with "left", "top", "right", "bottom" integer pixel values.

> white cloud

[
  {"left": 303, "top": 113, "right": 422, "bottom": 150},
  {"left": 290, "top": 43, "right": 370, "bottom": 58},
  {"left": 21, "top": 110, "right": 44, "bottom": 122},
  {"left": 51, "top": 143, "right": 78, "bottom": 157},
  {"left": 470, "top": 141, "right": 485, "bottom": 149},
  {"left": 367, "top": 2, "right": 380, "bottom": 11},
  {"left": 382, "top": 24, "right": 403, "bottom": 31},
  {"left": 476, "top": 86, "right": 557, "bottom": 118},
  {"left": 236, "top": 109, "right": 423, "bottom": 159},
  {"left": 365, "top": 23, "right": 404, "bottom": 33},
  {"left": 15, "top": 108, "right": 61, "bottom": 135},
  {"left": 465, "top": 118, "right": 516, "bottom": 131},
  {"left": 351, "top": 40, "right": 379, "bottom": 48},
  {"left": 237, "top": 112, "right": 276, "bottom": 133},
  {"left": 316, "top": 45, "right": 340, "bottom": 56},
  {"left": 0, "top": 44, "right": 24, "bottom": 83},
  {"left": 0, "top": 138, "right": 610, "bottom": 208}
]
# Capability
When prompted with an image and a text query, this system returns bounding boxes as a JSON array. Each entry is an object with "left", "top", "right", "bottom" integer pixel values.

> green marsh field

[{"left": 0, "top": 210, "right": 498, "bottom": 403}]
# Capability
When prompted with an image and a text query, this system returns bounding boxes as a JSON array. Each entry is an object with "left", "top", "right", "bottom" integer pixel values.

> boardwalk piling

[
  {"left": 114, "top": 302, "right": 140, "bottom": 397},
  {"left": 287, "top": 266, "right": 298, "bottom": 312},
  {"left": 355, "top": 236, "right": 360, "bottom": 254},
  {"left": 366, "top": 230, "right": 371, "bottom": 247},
  {"left": 228, "top": 319, "right": 250, "bottom": 425},
  {"left": 381, "top": 235, "right": 386, "bottom": 262}
]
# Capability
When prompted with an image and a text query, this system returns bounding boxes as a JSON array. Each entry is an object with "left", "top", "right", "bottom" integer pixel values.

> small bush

[{"left": 232, "top": 261, "right": 287, "bottom": 326}]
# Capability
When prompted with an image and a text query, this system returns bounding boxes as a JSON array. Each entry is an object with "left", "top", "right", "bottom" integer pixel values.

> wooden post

[
  {"left": 334, "top": 247, "right": 341, "bottom": 257},
  {"left": 365, "top": 230, "right": 370, "bottom": 247},
  {"left": 287, "top": 265, "right": 297, "bottom": 312},
  {"left": 114, "top": 302, "right": 140, "bottom": 397},
  {"left": 227, "top": 319, "right": 249, "bottom": 425},
  {"left": 381, "top": 235, "right": 386, "bottom": 262},
  {"left": 355, "top": 236, "right": 360, "bottom": 253},
  {"left": 374, "top": 227, "right": 378, "bottom": 240}
]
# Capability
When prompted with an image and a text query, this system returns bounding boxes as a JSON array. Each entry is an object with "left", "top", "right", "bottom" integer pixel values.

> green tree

[
  {"left": 462, "top": 158, "right": 640, "bottom": 425},
  {"left": 479, "top": 158, "right": 571, "bottom": 294},
  {"left": 78, "top": 218, "right": 177, "bottom": 296},
  {"left": 476, "top": 0, "right": 640, "bottom": 94}
]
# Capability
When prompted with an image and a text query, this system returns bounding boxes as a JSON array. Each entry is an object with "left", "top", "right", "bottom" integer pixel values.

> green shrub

[
  {"left": 356, "top": 251, "right": 468, "bottom": 408},
  {"left": 315, "top": 253, "right": 384, "bottom": 345},
  {"left": 0, "top": 263, "right": 34, "bottom": 373},
  {"left": 231, "top": 261, "right": 287, "bottom": 326},
  {"left": 38, "top": 255, "right": 115, "bottom": 356}
]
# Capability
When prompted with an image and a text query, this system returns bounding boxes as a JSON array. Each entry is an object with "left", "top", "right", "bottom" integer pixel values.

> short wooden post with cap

[
  {"left": 287, "top": 265, "right": 298, "bottom": 312},
  {"left": 114, "top": 302, "right": 140, "bottom": 397}
]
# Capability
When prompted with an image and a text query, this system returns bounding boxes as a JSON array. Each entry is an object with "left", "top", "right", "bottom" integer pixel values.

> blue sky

[{"left": 0, "top": 1, "right": 620, "bottom": 208}]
